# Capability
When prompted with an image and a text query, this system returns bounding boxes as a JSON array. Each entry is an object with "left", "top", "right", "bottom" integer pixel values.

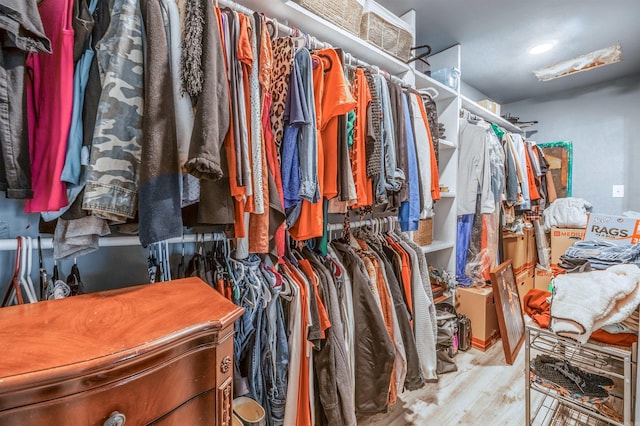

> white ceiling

[{"left": 376, "top": 0, "right": 640, "bottom": 104}]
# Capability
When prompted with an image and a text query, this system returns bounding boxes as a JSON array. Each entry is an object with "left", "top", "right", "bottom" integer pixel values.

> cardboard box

[
  {"left": 477, "top": 99, "right": 501, "bottom": 116},
  {"left": 550, "top": 227, "right": 586, "bottom": 264},
  {"left": 534, "top": 267, "right": 553, "bottom": 292},
  {"left": 456, "top": 286, "right": 500, "bottom": 351},
  {"left": 516, "top": 268, "right": 534, "bottom": 309},
  {"left": 503, "top": 227, "right": 537, "bottom": 275},
  {"left": 585, "top": 213, "right": 640, "bottom": 245}
]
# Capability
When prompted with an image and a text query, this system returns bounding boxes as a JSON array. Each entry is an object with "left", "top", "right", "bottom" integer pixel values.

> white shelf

[
  {"left": 236, "top": 0, "right": 411, "bottom": 77},
  {"left": 438, "top": 139, "right": 457, "bottom": 149},
  {"left": 460, "top": 95, "right": 524, "bottom": 134},
  {"left": 414, "top": 71, "right": 458, "bottom": 101},
  {"left": 421, "top": 240, "right": 455, "bottom": 253},
  {"left": 439, "top": 192, "right": 456, "bottom": 198}
]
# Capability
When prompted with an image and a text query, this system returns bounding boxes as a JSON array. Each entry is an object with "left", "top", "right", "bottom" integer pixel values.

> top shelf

[
  {"left": 237, "top": 0, "right": 412, "bottom": 77},
  {"left": 460, "top": 95, "right": 524, "bottom": 134}
]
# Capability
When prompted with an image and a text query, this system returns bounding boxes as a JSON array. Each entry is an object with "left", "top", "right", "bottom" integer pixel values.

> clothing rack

[
  {"left": 217, "top": 0, "right": 408, "bottom": 87},
  {"left": 0, "top": 233, "right": 224, "bottom": 252}
]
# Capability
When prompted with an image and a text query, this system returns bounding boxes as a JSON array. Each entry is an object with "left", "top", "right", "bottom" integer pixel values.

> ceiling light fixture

[
  {"left": 533, "top": 43, "right": 622, "bottom": 81},
  {"left": 528, "top": 42, "right": 556, "bottom": 55}
]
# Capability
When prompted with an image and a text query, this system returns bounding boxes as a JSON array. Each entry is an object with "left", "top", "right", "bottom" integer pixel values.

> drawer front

[
  {"left": 150, "top": 390, "right": 216, "bottom": 426},
  {"left": 0, "top": 343, "right": 217, "bottom": 426}
]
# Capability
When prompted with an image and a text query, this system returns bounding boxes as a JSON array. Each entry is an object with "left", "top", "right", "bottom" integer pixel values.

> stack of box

[{"left": 503, "top": 226, "right": 537, "bottom": 302}]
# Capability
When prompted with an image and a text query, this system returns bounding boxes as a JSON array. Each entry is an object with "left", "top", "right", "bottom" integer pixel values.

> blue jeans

[
  {"left": 564, "top": 240, "right": 640, "bottom": 269},
  {"left": 233, "top": 255, "right": 264, "bottom": 398},
  {"left": 260, "top": 265, "right": 289, "bottom": 426}
]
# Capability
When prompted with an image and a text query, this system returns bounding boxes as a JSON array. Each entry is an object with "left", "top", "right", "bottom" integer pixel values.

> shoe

[
  {"left": 233, "top": 396, "right": 266, "bottom": 426},
  {"left": 537, "top": 354, "right": 614, "bottom": 390},
  {"left": 530, "top": 356, "right": 610, "bottom": 403}
]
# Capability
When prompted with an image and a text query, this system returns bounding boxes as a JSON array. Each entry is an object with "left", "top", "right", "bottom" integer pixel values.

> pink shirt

[{"left": 25, "top": 0, "right": 75, "bottom": 213}]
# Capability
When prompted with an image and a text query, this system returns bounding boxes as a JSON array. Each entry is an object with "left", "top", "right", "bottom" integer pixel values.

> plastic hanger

[
  {"left": 176, "top": 234, "right": 186, "bottom": 279},
  {"left": 24, "top": 237, "right": 37, "bottom": 303},
  {"left": 38, "top": 236, "right": 50, "bottom": 301},
  {"left": 18, "top": 237, "right": 36, "bottom": 303},
  {"left": 418, "top": 87, "right": 439, "bottom": 100},
  {"left": 2, "top": 237, "right": 24, "bottom": 306}
]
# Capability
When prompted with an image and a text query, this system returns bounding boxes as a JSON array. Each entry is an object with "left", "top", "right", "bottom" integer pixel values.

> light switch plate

[{"left": 612, "top": 185, "right": 625, "bottom": 198}]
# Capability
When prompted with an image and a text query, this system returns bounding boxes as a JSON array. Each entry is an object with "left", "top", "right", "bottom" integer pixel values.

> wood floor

[{"left": 358, "top": 340, "right": 541, "bottom": 425}]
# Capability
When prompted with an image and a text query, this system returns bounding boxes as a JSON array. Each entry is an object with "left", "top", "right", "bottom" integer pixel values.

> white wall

[
  {"left": 461, "top": 80, "right": 490, "bottom": 102},
  {"left": 503, "top": 73, "right": 640, "bottom": 214}
]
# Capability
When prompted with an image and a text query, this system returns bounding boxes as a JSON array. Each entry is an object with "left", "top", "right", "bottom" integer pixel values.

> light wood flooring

[{"left": 358, "top": 340, "right": 541, "bottom": 425}]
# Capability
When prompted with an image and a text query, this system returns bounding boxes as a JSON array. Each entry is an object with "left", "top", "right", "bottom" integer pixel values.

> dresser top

[{"left": 0, "top": 278, "right": 243, "bottom": 381}]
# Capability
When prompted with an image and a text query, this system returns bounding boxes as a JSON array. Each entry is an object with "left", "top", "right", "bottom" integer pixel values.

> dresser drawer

[
  {"left": 0, "top": 335, "right": 219, "bottom": 425},
  {"left": 150, "top": 389, "right": 216, "bottom": 426}
]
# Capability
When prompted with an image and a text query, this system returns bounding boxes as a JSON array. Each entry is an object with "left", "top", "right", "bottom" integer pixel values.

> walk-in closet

[{"left": 0, "top": 0, "right": 638, "bottom": 425}]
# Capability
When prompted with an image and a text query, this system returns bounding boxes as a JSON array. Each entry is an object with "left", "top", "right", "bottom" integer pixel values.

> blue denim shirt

[{"left": 399, "top": 93, "right": 420, "bottom": 232}]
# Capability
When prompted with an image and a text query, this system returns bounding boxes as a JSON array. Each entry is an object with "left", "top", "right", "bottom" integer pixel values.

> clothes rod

[
  {"left": 0, "top": 233, "right": 224, "bottom": 252},
  {"left": 327, "top": 216, "right": 397, "bottom": 232},
  {"left": 217, "top": 0, "right": 407, "bottom": 87}
]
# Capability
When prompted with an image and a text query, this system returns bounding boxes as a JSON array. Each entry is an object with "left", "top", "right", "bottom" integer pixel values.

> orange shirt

[
  {"left": 351, "top": 69, "right": 373, "bottom": 208},
  {"left": 298, "top": 259, "right": 331, "bottom": 339},
  {"left": 386, "top": 237, "right": 414, "bottom": 320},
  {"left": 416, "top": 94, "right": 441, "bottom": 201},
  {"left": 315, "top": 49, "right": 357, "bottom": 199}
]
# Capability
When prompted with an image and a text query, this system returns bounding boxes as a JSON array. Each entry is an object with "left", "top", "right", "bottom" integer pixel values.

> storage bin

[
  {"left": 431, "top": 67, "right": 461, "bottom": 90},
  {"left": 292, "top": 0, "right": 364, "bottom": 35},
  {"left": 414, "top": 218, "right": 433, "bottom": 246},
  {"left": 360, "top": 0, "right": 414, "bottom": 61}
]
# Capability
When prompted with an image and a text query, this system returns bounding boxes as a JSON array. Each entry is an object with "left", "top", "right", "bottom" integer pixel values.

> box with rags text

[{"left": 584, "top": 213, "right": 640, "bottom": 246}]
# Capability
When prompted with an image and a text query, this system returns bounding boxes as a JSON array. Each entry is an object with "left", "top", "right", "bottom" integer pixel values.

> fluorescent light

[
  {"left": 533, "top": 43, "right": 622, "bottom": 81},
  {"left": 528, "top": 42, "right": 556, "bottom": 55}
]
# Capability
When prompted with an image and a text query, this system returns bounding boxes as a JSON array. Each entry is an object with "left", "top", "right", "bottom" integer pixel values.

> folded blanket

[{"left": 550, "top": 264, "right": 640, "bottom": 343}]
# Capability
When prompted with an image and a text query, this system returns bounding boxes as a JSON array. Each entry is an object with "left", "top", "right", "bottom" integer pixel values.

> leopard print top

[{"left": 270, "top": 37, "right": 294, "bottom": 161}]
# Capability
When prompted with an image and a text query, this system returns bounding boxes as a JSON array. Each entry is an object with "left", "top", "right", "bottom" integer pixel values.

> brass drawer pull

[
  {"left": 220, "top": 356, "right": 231, "bottom": 374},
  {"left": 104, "top": 411, "right": 126, "bottom": 426}
]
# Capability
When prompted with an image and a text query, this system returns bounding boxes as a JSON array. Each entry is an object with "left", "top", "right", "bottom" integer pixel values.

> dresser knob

[
  {"left": 104, "top": 411, "right": 126, "bottom": 426},
  {"left": 220, "top": 356, "right": 231, "bottom": 374}
]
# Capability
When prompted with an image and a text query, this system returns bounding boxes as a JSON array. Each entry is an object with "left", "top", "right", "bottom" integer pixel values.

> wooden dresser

[{"left": 0, "top": 277, "right": 244, "bottom": 426}]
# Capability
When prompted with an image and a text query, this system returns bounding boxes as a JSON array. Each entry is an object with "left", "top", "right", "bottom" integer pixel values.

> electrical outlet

[{"left": 612, "top": 185, "right": 625, "bottom": 198}]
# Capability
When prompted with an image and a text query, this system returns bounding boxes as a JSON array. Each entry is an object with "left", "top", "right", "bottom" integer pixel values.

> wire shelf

[{"left": 531, "top": 392, "right": 622, "bottom": 426}]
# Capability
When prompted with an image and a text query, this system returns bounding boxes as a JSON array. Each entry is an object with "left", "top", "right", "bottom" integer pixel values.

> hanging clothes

[
  {"left": 25, "top": 0, "right": 75, "bottom": 213},
  {"left": 81, "top": 0, "right": 144, "bottom": 221},
  {"left": 0, "top": 0, "right": 50, "bottom": 199},
  {"left": 138, "top": 0, "right": 182, "bottom": 247}
]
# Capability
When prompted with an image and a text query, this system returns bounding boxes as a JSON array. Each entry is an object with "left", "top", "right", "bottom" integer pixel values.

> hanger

[
  {"left": 2, "top": 237, "right": 24, "bottom": 306},
  {"left": 37, "top": 236, "right": 51, "bottom": 301},
  {"left": 316, "top": 52, "right": 333, "bottom": 72},
  {"left": 290, "top": 27, "right": 306, "bottom": 50},
  {"left": 18, "top": 237, "right": 36, "bottom": 303},
  {"left": 24, "top": 237, "right": 37, "bottom": 303},
  {"left": 266, "top": 18, "right": 278, "bottom": 39},
  {"left": 176, "top": 233, "right": 186, "bottom": 279},
  {"left": 406, "top": 44, "right": 432, "bottom": 66},
  {"left": 418, "top": 87, "right": 439, "bottom": 100}
]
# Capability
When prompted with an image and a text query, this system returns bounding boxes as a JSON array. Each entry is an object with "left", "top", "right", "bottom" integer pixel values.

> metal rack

[{"left": 526, "top": 325, "right": 636, "bottom": 426}]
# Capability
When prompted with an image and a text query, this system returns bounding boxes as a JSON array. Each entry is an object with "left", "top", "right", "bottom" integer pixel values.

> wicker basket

[
  {"left": 360, "top": 1, "right": 413, "bottom": 61},
  {"left": 292, "top": 0, "right": 364, "bottom": 35},
  {"left": 414, "top": 218, "right": 433, "bottom": 246}
]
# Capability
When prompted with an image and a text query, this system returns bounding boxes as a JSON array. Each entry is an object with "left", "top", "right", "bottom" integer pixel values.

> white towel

[{"left": 550, "top": 264, "right": 640, "bottom": 343}]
